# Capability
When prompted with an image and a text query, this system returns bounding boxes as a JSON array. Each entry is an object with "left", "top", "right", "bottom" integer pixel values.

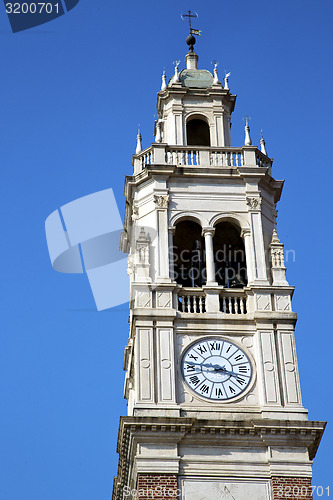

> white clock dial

[{"left": 181, "top": 337, "right": 253, "bottom": 401}]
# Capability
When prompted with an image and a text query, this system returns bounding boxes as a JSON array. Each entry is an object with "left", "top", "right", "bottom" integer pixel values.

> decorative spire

[
  {"left": 181, "top": 10, "right": 199, "bottom": 53},
  {"left": 135, "top": 125, "right": 142, "bottom": 154},
  {"left": 271, "top": 228, "right": 281, "bottom": 244},
  {"left": 212, "top": 61, "right": 220, "bottom": 84},
  {"left": 173, "top": 60, "right": 180, "bottom": 82},
  {"left": 161, "top": 69, "right": 167, "bottom": 90},
  {"left": 270, "top": 229, "right": 288, "bottom": 285},
  {"left": 224, "top": 71, "right": 230, "bottom": 90},
  {"left": 244, "top": 116, "right": 252, "bottom": 146},
  {"left": 260, "top": 129, "right": 267, "bottom": 156}
]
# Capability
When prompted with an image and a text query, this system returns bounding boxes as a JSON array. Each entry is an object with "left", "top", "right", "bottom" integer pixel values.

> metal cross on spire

[
  {"left": 181, "top": 10, "right": 201, "bottom": 36},
  {"left": 181, "top": 10, "right": 197, "bottom": 32}
]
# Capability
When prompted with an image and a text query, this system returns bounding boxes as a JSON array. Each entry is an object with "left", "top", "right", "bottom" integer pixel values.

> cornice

[{"left": 113, "top": 416, "right": 326, "bottom": 499}]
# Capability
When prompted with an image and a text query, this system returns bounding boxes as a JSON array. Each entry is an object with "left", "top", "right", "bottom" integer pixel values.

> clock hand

[
  {"left": 190, "top": 361, "right": 225, "bottom": 371},
  {"left": 219, "top": 366, "right": 241, "bottom": 378},
  {"left": 204, "top": 364, "right": 240, "bottom": 377},
  {"left": 187, "top": 361, "right": 238, "bottom": 375},
  {"left": 186, "top": 361, "right": 222, "bottom": 372},
  {"left": 186, "top": 362, "right": 243, "bottom": 378}
]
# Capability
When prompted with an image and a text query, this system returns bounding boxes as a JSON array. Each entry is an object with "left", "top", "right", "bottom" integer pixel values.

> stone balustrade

[
  {"left": 219, "top": 290, "right": 247, "bottom": 314},
  {"left": 256, "top": 149, "right": 272, "bottom": 169},
  {"left": 177, "top": 288, "right": 248, "bottom": 315},
  {"left": 138, "top": 147, "right": 154, "bottom": 169},
  {"left": 166, "top": 148, "right": 199, "bottom": 166},
  {"left": 133, "top": 144, "right": 272, "bottom": 172},
  {"left": 210, "top": 149, "right": 243, "bottom": 167},
  {"left": 178, "top": 289, "right": 206, "bottom": 313}
]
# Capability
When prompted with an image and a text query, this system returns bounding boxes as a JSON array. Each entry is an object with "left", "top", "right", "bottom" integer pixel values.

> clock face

[{"left": 181, "top": 337, "right": 253, "bottom": 401}]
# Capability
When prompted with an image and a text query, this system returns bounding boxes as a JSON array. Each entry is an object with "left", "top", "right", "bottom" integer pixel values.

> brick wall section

[
  {"left": 272, "top": 477, "right": 313, "bottom": 500},
  {"left": 136, "top": 475, "right": 178, "bottom": 499}
]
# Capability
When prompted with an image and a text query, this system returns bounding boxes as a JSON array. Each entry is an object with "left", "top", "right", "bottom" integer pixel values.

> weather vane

[{"left": 181, "top": 10, "right": 202, "bottom": 36}]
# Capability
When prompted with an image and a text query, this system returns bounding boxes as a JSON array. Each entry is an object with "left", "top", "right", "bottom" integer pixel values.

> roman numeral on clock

[
  {"left": 234, "top": 354, "right": 243, "bottom": 361},
  {"left": 238, "top": 365, "right": 248, "bottom": 373},
  {"left": 197, "top": 345, "right": 207, "bottom": 355},
  {"left": 186, "top": 364, "right": 196, "bottom": 372},
  {"left": 200, "top": 384, "right": 210, "bottom": 394},
  {"left": 182, "top": 338, "right": 252, "bottom": 401},
  {"left": 189, "top": 375, "right": 200, "bottom": 386}
]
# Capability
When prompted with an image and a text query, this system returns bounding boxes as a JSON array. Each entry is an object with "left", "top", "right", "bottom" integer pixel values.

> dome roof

[{"left": 168, "top": 69, "right": 214, "bottom": 89}]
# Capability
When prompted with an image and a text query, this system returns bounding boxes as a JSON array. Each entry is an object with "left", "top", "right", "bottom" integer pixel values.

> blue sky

[{"left": 0, "top": 1, "right": 332, "bottom": 499}]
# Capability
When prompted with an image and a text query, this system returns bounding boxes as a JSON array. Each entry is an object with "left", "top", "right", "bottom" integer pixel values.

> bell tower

[{"left": 113, "top": 31, "right": 325, "bottom": 500}]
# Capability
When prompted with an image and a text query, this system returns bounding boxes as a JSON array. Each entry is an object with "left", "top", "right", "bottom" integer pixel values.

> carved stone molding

[
  {"left": 271, "top": 248, "right": 285, "bottom": 268},
  {"left": 272, "top": 208, "right": 278, "bottom": 226},
  {"left": 201, "top": 226, "right": 215, "bottom": 237},
  {"left": 154, "top": 194, "right": 169, "bottom": 209},
  {"left": 275, "top": 294, "right": 291, "bottom": 312},
  {"left": 131, "top": 205, "right": 139, "bottom": 221},
  {"left": 256, "top": 293, "right": 272, "bottom": 311},
  {"left": 241, "top": 228, "right": 251, "bottom": 238},
  {"left": 246, "top": 196, "right": 262, "bottom": 210},
  {"left": 135, "top": 227, "right": 150, "bottom": 265}
]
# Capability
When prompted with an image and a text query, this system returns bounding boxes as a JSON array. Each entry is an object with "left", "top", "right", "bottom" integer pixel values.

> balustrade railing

[
  {"left": 178, "top": 289, "right": 206, "bottom": 313},
  {"left": 165, "top": 146, "right": 244, "bottom": 167},
  {"left": 219, "top": 290, "right": 247, "bottom": 314},
  {"left": 134, "top": 145, "right": 272, "bottom": 171},
  {"left": 256, "top": 150, "right": 272, "bottom": 168},
  {"left": 210, "top": 149, "right": 243, "bottom": 167},
  {"left": 139, "top": 148, "right": 154, "bottom": 168},
  {"left": 166, "top": 148, "right": 199, "bottom": 166}
]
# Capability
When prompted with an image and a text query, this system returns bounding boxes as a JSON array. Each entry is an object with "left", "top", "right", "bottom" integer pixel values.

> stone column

[
  {"left": 241, "top": 228, "right": 254, "bottom": 285},
  {"left": 246, "top": 196, "right": 269, "bottom": 283},
  {"left": 168, "top": 226, "right": 176, "bottom": 281},
  {"left": 154, "top": 194, "right": 170, "bottom": 282},
  {"left": 202, "top": 227, "right": 217, "bottom": 286}
]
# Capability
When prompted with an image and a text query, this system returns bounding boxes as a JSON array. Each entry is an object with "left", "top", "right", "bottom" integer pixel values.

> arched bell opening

[
  {"left": 213, "top": 222, "right": 248, "bottom": 288},
  {"left": 172, "top": 220, "right": 205, "bottom": 287},
  {"left": 186, "top": 118, "right": 210, "bottom": 146}
]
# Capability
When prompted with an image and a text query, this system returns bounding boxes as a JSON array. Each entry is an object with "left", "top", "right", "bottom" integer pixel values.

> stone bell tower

[{"left": 113, "top": 31, "right": 325, "bottom": 500}]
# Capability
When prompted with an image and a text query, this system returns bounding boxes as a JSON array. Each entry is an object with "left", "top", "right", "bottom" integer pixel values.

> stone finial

[
  {"left": 270, "top": 229, "right": 288, "bottom": 285},
  {"left": 136, "top": 125, "right": 142, "bottom": 154},
  {"left": 260, "top": 129, "right": 268, "bottom": 156},
  {"left": 224, "top": 71, "right": 230, "bottom": 90},
  {"left": 244, "top": 117, "right": 252, "bottom": 146},
  {"left": 212, "top": 61, "right": 220, "bottom": 84},
  {"left": 155, "top": 120, "right": 162, "bottom": 143},
  {"left": 161, "top": 69, "right": 167, "bottom": 91},
  {"left": 173, "top": 60, "right": 180, "bottom": 83},
  {"left": 271, "top": 228, "right": 281, "bottom": 244}
]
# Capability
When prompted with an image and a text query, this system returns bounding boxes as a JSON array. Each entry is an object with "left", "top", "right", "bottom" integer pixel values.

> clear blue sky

[{"left": 0, "top": 1, "right": 332, "bottom": 499}]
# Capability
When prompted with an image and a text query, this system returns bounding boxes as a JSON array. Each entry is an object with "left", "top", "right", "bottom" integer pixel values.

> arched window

[
  {"left": 213, "top": 222, "right": 247, "bottom": 287},
  {"left": 186, "top": 118, "right": 210, "bottom": 146},
  {"left": 172, "top": 220, "right": 205, "bottom": 287}
]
